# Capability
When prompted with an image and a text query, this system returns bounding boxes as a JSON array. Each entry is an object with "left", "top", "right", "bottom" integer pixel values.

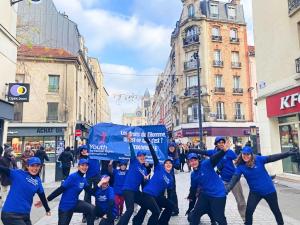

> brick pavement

[{"left": 35, "top": 170, "right": 300, "bottom": 225}]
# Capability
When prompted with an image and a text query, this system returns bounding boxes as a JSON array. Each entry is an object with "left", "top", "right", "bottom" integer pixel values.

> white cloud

[{"left": 53, "top": 0, "right": 172, "bottom": 64}]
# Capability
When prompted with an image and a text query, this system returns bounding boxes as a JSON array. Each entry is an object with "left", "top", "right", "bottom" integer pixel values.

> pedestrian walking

[
  {"left": 179, "top": 143, "right": 187, "bottom": 172},
  {"left": 78, "top": 145, "right": 101, "bottom": 223},
  {"left": 47, "top": 159, "right": 95, "bottom": 225},
  {"left": 132, "top": 137, "right": 175, "bottom": 225},
  {"left": 187, "top": 140, "right": 231, "bottom": 225},
  {"left": 0, "top": 157, "right": 51, "bottom": 225},
  {"left": 0, "top": 147, "right": 18, "bottom": 207},
  {"left": 21, "top": 146, "right": 34, "bottom": 169},
  {"left": 108, "top": 160, "right": 128, "bottom": 217},
  {"left": 167, "top": 142, "right": 180, "bottom": 216},
  {"left": 116, "top": 133, "right": 148, "bottom": 225},
  {"left": 35, "top": 146, "right": 49, "bottom": 181},
  {"left": 58, "top": 147, "right": 74, "bottom": 180},
  {"left": 226, "top": 146, "right": 299, "bottom": 225},
  {"left": 189, "top": 136, "right": 246, "bottom": 222},
  {"left": 94, "top": 175, "right": 117, "bottom": 225}
]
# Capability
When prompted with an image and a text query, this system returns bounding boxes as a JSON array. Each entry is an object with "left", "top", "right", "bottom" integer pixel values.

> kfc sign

[{"left": 267, "top": 86, "right": 300, "bottom": 117}]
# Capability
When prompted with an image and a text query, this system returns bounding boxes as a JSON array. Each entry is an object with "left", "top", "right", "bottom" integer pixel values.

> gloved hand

[{"left": 144, "top": 137, "right": 151, "bottom": 144}]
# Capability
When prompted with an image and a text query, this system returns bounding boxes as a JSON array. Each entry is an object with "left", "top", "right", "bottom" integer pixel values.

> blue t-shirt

[
  {"left": 59, "top": 172, "right": 88, "bottom": 211},
  {"left": 122, "top": 158, "right": 147, "bottom": 192},
  {"left": 235, "top": 156, "right": 275, "bottom": 196},
  {"left": 194, "top": 159, "right": 226, "bottom": 197},
  {"left": 86, "top": 159, "right": 100, "bottom": 179},
  {"left": 95, "top": 186, "right": 117, "bottom": 217},
  {"left": 143, "top": 164, "right": 174, "bottom": 197},
  {"left": 206, "top": 149, "right": 237, "bottom": 182},
  {"left": 113, "top": 169, "right": 127, "bottom": 195},
  {"left": 3, "top": 170, "right": 44, "bottom": 214}
]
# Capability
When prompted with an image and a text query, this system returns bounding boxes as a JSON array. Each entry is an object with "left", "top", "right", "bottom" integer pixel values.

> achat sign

[{"left": 266, "top": 86, "right": 300, "bottom": 117}]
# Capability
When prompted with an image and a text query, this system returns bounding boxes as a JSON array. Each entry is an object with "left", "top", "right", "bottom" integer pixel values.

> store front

[
  {"left": 0, "top": 100, "right": 14, "bottom": 146},
  {"left": 7, "top": 123, "right": 67, "bottom": 162},
  {"left": 266, "top": 86, "right": 300, "bottom": 175},
  {"left": 173, "top": 125, "right": 255, "bottom": 151}
]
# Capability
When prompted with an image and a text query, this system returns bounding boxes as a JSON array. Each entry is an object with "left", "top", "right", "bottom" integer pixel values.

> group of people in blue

[{"left": 0, "top": 132, "right": 298, "bottom": 225}]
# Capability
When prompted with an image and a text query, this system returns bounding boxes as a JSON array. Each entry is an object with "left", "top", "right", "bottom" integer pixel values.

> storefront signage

[
  {"left": 266, "top": 86, "right": 300, "bottom": 117},
  {"left": 7, "top": 83, "right": 30, "bottom": 102},
  {"left": 37, "top": 127, "right": 63, "bottom": 134}
]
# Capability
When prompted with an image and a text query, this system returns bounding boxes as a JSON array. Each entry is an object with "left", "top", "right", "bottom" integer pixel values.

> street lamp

[
  {"left": 193, "top": 52, "right": 204, "bottom": 149},
  {"left": 11, "top": 0, "right": 41, "bottom": 6}
]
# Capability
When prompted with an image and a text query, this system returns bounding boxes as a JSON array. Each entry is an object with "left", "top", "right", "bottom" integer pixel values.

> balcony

[
  {"left": 184, "top": 60, "right": 199, "bottom": 71},
  {"left": 216, "top": 114, "right": 227, "bottom": 120},
  {"left": 214, "top": 87, "right": 225, "bottom": 93},
  {"left": 235, "top": 114, "right": 245, "bottom": 120},
  {"left": 230, "top": 37, "right": 240, "bottom": 44},
  {"left": 296, "top": 57, "right": 300, "bottom": 73},
  {"left": 183, "top": 86, "right": 199, "bottom": 98},
  {"left": 231, "top": 62, "right": 242, "bottom": 68},
  {"left": 233, "top": 88, "right": 243, "bottom": 94},
  {"left": 211, "top": 35, "right": 222, "bottom": 42},
  {"left": 183, "top": 35, "right": 199, "bottom": 46},
  {"left": 289, "top": 0, "right": 300, "bottom": 15},
  {"left": 213, "top": 60, "right": 224, "bottom": 67}
]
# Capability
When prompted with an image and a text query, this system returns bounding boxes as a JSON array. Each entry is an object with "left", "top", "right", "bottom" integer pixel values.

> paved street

[{"left": 32, "top": 165, "right": 300, "bottom": 225}]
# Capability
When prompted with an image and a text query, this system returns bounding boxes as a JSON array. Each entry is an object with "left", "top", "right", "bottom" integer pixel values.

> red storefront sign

[
  {"left": 266, "top": 86, "right": 300, "bottom": 117},
  {"left": 75, "top": 129, "right": 82, "bottom": 137}
]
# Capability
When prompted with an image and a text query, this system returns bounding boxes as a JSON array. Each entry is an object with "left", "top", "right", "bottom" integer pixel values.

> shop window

[
  {"left": 278, "top": 115, "right": 298, "bottom": 124},
  {"left": 24, "top": 137, "right": 43, "bottom": 152},
  {"left": 44, "top": 136, "right": 56, "bottom": 154},
  {"left": 279, "top": 124, "right": 300, "bottom": 175}
]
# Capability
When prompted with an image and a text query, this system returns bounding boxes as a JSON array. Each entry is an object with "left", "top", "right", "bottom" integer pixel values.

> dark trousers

[
  {"left": 1, "top": 212, "right": 32, "bottom": 225},
  {"left": 245, "top": 191, "right": 283, "bottom": 225},
  {"left": 180, "top": 157, "right": 185, "bottom": 171},
  {"left": 133, "top": 194, "right": 175, "bottom": 225},
  {"left": 167, "top": 184, "right": 179, "bottom": 213},
  {"left": 58, "top": 200, "right": 95, "bottom": 225},
  {"left": 62, "top": 166, "right": 71, "bottom": 180},
  {"left": 83, "top": 175, "right": 101, "bottom": 218},
  {"left": 95, "top": 209, "right": 114, "bottom": 225},
  {"left": 190, "top": 193, "right": 227, "bottom": 225},
  {"left": 116, "top": 190, "right": 143, "bottom": 225}
]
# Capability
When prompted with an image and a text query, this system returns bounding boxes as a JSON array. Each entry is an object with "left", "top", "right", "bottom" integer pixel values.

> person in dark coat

[
  {"left": 0, "top": 147, "right": 18, "bottom": 207},
  {"left": 58, "top": 147, "right": 74, "bottom": 179},
  {"left": 35, "top": 146, "right": 50, "bottom": 181}
]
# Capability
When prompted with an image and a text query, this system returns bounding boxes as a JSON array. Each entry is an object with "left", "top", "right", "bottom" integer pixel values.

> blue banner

[{"left": 88, "top": 123, "right": 168, "bottom": 163}]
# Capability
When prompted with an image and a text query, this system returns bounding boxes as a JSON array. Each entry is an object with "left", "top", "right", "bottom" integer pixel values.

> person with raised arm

[{"left": 226, "top": 146, "right": 298, "bottom": 225}]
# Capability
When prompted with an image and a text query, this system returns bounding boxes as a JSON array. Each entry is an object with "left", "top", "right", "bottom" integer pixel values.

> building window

[
  {"left": 184, "top": 26, "right": 199, "bottom": 45},
  {"left": 187, "top": 75, "right": 198, "bottom": 88},
  {"left": 214, "top": 50, "right": 221, "bottom": 61},
  {"left": 235, "top": 102, "right": 244, "bottom": 119},
  {"left": 216, "top": 101, "right": 225, "bottom": 119},
  {"left": 227, "top": 6, "right": 236, "bottom": 19},
  {"left": 233, "top": 76, "right": 241, "bottom": 89},
  {"left": 231, "top": 52, "right": 241, "bottom": 67},
  {"left": 212, "top": 27, "right": 220, "bottom": 36},
  {"left": 188, "top": 4, "right": 195, "bottom": 18},
  {"left": 215, "top": 75, "right": 223, "bottom": 88},
  {"left": 47, "top": 102, "right": 58, "bottom": 121},
  {"left": 210, "top": 3, "right": 219, "bottom": 17},
  {"left": 48, "top": 75, "right": 60, "bottom": 92},
  {"left": 188, "top": 104, "right": 204, "bottom": 122},
  {"left": 230, "top": 28, "right": 239, "bottom": 42}
]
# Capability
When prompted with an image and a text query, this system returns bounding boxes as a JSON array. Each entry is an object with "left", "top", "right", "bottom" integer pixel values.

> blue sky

[{"left": 53, "top": 0, "right": 254, "bottom": 123}]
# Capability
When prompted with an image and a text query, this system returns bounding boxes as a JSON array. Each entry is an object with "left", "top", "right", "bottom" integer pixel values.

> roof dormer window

[{"left": 228, "top": 5, "right": 236, "bottom": 20}]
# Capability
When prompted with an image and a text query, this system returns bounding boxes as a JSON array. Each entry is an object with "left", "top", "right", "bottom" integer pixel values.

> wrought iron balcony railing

[
  {"left": 212, "top": 35, "right": 222, "bottom": 42},
  {"left": 231, "top": 62, "right": 242, "bottom": 68},
  {"left": 216, "top": 114, "right": 227, "bottom": 120},
  {"left": 233, "top": 88, "right": 243, "bottom": 94},
  {"left": 213, "top": 60, "right": 224, "bottom": 67},
  {"left": 235, "top": 114, "right": 245, "bottom": 120},
  {"left": 230, "top": 37, "right": 240, "bottom": 43},
  {"left": 184, "top": 60, "right": 198, "bottom": 71},
  {"left": 183, "top": 35, "right": 199, "bottom": 46},
  {"left": 214, "top": 87, "right": 225, "bottom": 93}
]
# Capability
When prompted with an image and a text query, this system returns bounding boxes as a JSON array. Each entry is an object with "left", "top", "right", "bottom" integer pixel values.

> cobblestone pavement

[{"left": 35, "top": 169, "right": 300, "bottom": 225}]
